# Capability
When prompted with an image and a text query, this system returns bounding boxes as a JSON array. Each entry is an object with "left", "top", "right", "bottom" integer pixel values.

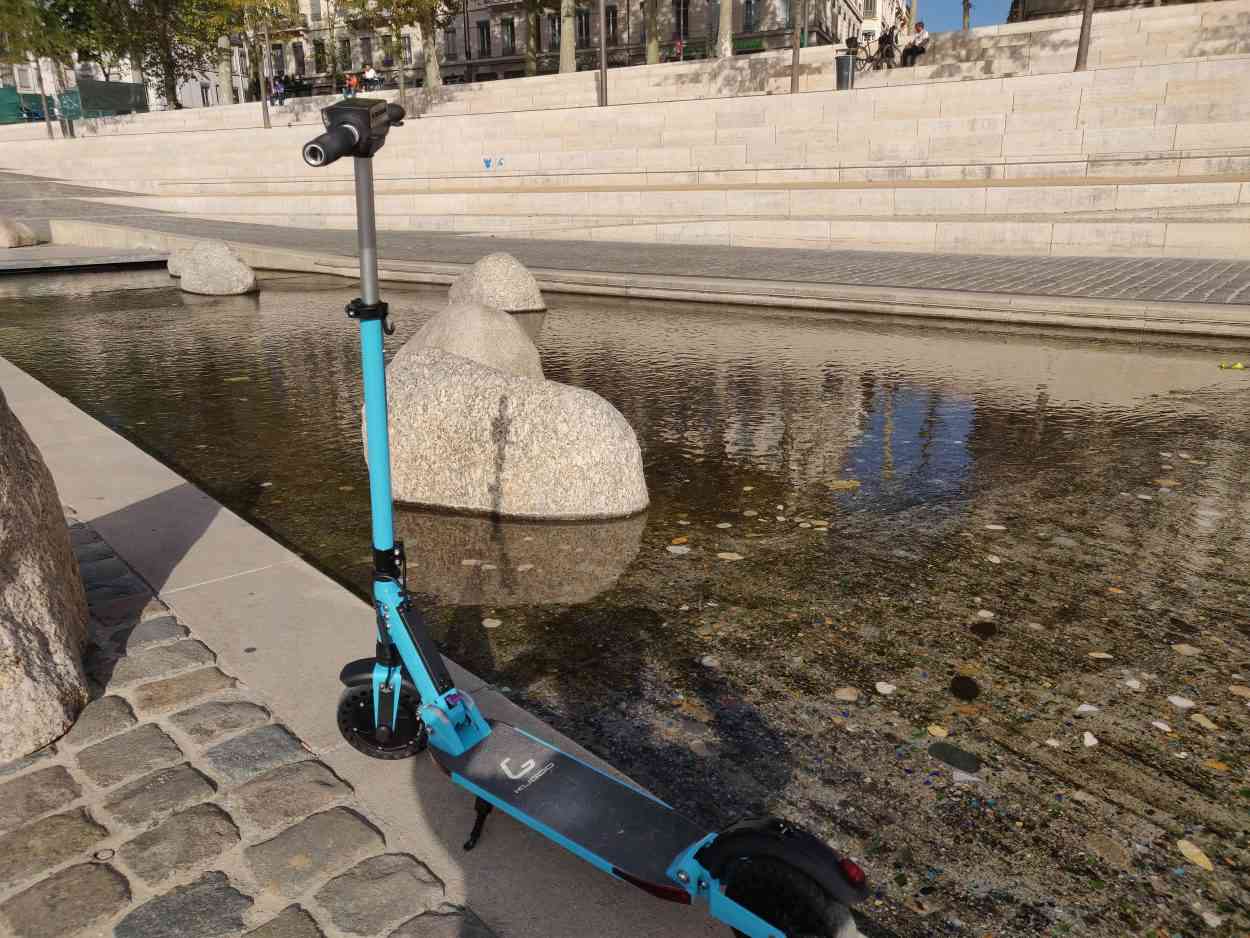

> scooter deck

[{"left": 433, "top": 720, "right": 706, "bottom": 888}]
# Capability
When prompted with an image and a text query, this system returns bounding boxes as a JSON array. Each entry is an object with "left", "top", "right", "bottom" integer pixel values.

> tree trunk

[
  {"left": 1073, "top": 0, "right": 1095, "bottom": 70},
  {"left": 718, "top": 0, "right": 733, "bottom": 57},
  {"left": 525, "top": 2, "right": 538, "bottom": 75},
  {"left": 789, "top": 0, "right": 802, "bottom": 92},
  {"left": 254, "top": 33, "right": 272, "bottom": 128},
  {"left": 559, "top": 0, "right": 576, "bottom": 71},
  {"left": 31, "top": 56, "right": 54, "bottom": 139},
  {"left": 421, "top": 15, "right": 442, "bottom": 88},
  {"left": 645, "top": 0, "right": 658, "bottom": 63},
  {"left": 394, "top": 27, "right": 406, "bottom": 102},
  {"left": 962, "top": 0, "right": 971, "bottom": 30}
]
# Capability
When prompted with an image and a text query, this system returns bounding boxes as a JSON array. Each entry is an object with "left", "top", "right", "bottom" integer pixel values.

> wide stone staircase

[{"left": 3, "top": 0, "right": 1248, "bottom": 259}]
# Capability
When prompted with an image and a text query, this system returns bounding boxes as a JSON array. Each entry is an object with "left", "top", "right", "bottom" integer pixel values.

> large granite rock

[
  {"left": 394, "top": 508, "right": 646, "bottom": 606},
  {"left": 374, "top": 349, "right": 647, "bottom": 520},
  {"left": 0, "top": 388, "right": 90, "bottom": 762},
  {"left": 176, "top": 241, "right": 257, "bottom": 296},
  {"left": 448, "top": 253, "right": 545, "bottom": 313},
  {"left": 0, "top": 217, "right": 38, "bottom": 249},
  {"left": 404, "top": 302, "right": 542, "bottom": 380}
]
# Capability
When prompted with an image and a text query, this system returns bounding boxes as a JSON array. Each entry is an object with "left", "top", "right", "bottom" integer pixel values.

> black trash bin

[{"left": 835, "top": 51, "right": 855, "bottom": 91}]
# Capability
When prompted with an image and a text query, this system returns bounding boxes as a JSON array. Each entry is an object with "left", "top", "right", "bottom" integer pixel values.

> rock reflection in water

[{"left": 394, "top": 507, "right": 646, "bottom": 606}]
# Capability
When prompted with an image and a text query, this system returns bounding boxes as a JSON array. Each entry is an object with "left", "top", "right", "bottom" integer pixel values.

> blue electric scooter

[{"left": 302, "top": 99, "right": 869, "bottom": 938}]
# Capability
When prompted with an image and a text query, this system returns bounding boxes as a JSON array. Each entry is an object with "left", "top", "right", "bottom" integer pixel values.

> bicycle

[{"left": 853, "top": 35, "right": 897, "bottom": 72}]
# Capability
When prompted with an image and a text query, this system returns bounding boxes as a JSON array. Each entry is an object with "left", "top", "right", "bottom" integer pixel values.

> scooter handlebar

[{"left": 303, "top": 124, "right": 359, "bottom": 168}]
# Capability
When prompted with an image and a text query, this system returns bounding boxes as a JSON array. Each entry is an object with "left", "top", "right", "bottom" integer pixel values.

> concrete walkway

[
  {"left": 0, "top": 356, "right": 719, "bottom": 938},
  {"left": 0, "top": 245, "right": 167, "bottom": 274},
  {"left": 6, "top": 171, "right": 1250, "bottom": 335}
]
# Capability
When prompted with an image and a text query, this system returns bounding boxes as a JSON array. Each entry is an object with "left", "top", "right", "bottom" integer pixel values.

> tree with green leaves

[
  {"left": 222, "top": 0, "right": 300, "bottom": 126},
  {"left": 130, "top": 0, "right": 230, "bottom": 108},
  {"left": 644, "top": 0, "right": 658, "bottom": 63},
  {"left": 0, "top": 0, "right": 81, "bottom": 136},
  {"left": 346, "top": 0, "right": 463, "bottom": 92}
]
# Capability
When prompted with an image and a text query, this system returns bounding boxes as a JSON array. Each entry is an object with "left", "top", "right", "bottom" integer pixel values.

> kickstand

[{"left": 463, "top": 797, "right": 493, "bottom": 851}]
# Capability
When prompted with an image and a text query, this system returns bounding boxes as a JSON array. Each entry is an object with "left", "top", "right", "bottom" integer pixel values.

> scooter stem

[{"left": 353, "top": 156, "right": 396, "bottom": 556}]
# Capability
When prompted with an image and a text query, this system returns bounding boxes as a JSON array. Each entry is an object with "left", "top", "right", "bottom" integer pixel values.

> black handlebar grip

[
  {"left": 303, "top": 124, "right": 358, "bottom": 167},
  {"left": 387, "top": 103, "right": 406, "bottom": 126}
]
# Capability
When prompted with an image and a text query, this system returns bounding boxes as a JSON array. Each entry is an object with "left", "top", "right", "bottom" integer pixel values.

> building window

[
  {"left": 575, "top": 9, "right": 590, "bottom": 47},
  {"left": 743, "top": 0, "right": 758, "bottom": 30},
  {"left": 293, "top": 41, "right": 306, "bottom": 76},
  {"left": 549, "top": 13, "right": 560, "bottom": 49},
  {"left": 862, "top": 0, "right": 876, "bottom": 17},
  {"left": 339, "top": 38, "right": 351, "bottom": 69},
  {"left": 501, "top": 17, "right": 516, "bottom": 54},
  {"left": 360, "top": 35, "right": 373, "bottom": 66},
  {"left": 310, "top": 0, "right": 321, "bottom": 20},
  {"left": 403, "top": 34, "right": 412, "bottom": 63},
  {"left": 672, "top": 0, "right": 689, "bottom": 38},
  {"left": 444, "top": 28, "right": 457, "bottom": 60},
  {"left": 270, "top": 43, "right": 285, "bottom": 76},
  {"left": 605, "top": 5, "right": 619, "bottom": 43},
  {"left": 383, "top": 36, "right": 395, "bottom": 66},
  {"left": 314, "top": 39, "right": 327, "bottom": 71},
  {"left": 477, "top": 20, "right": 492, "bottom": 57}
]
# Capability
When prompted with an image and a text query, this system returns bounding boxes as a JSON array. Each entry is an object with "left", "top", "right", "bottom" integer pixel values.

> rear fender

[{"left": 694, "top": 817, "right": 869, "bottom": 908}]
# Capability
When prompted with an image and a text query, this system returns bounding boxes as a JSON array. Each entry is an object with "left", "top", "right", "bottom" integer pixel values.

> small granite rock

[
  {"left": 78, "top": 555, "right": 129, "bottom": 587},
  {"left": 244, "top": 808, "right": 384, "bottom": 896},
  {"left": 170, "top": 700, "right": 269, "bottom": 745},
  {"left": 246, "top": 906, "right": 325, "bottom": 938},
  {"left": 405, "top": 301, "right": 543, "bottom": 379},
  {"left": 177, "top": 240, "right": 258, "bottom": 296},
  {"left": 61, "top": 696, "right": 137, "bottom": 748},
  {"left": 1172, "top": 643, "right": 1201, "bottom": 656},
  {"left": 77, "top": 724, "right": 183, "bottom": 787},
  {"left": 1167, "top": 695, "right": 1196, "bottom": 710},
  {"left": 834, "top": 687, "right": 860, "bottom": 703},
  {"left": 109, "top": 640, "right": 215, "bottom": 687},
  {"left": 1083, "top": 731, "right": 1099, "bottom": 747},
  {"left": 389, "top": 905, "right": 497, "bottom": 938},
  {"left": 0, "top": 809, "right": 108, "bottom": 888},
  {"left": 115, "top": 871, "right": 252, "bottom": 938},
  {"left": 0, "top": 863, "right": 130, "bottom": 938},
  {"left": 0, "top": 217, "right": 38, "bottom": 248},
  {"left": 133, "top": 667, "right": 237, "bottom": 712},
  {"left": 1085, "top": 832, "right": 1131, "bottom": 869},
  {"left": 1189, "top": 713, "right": 1218, "bottom": 731},
  {"left": 0, "top": 766, "right": 81, "bottom": 834},
  {"left": 205, "top": 724, "right": 308, "bottom": 784},
  {"left": 929, "top": 742, "right": 980, "bottom": 773},
  {"left": 378, "top": 349, "right": 647, "bottom": 519},
  {"left": 316, "top": 854, "right": 444, "bottom": 935},
  {"left": 112, "top": 616, "right": 190, "bottom": 652},
  {"left": 447, "top": 252, "right": 545, "bottom": 312},
  {"left": 0, "top": 744, "right": 56, "bottom": 779},
  {"left": 91, "top": 593, "right": 168, "bottom": 629},
  {"left": 229, "top": 760, "right": 351, "bottom": 831},
  {"left": 103, "top": 763, "right": 217, "bottom": 828},
  {"left": 119, "top": 803, "right": 240, "bottom": 884}
]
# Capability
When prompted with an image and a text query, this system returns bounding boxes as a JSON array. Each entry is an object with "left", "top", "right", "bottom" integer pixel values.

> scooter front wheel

[
  {"left": 722, "top": 856, "right": 862, "bottom": 938},
  {"left": 336, "top": 683, "right": 428, "bottom": 759}
]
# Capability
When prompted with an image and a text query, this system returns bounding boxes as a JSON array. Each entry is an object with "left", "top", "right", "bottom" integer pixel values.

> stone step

[{"left": 83, "top": 177, "right": 1249, "bottom": 225}]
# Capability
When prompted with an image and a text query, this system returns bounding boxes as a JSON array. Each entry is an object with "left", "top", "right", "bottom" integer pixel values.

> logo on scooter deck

[{"left": 500, "top": 757, "right": 556, "bottom": 794}]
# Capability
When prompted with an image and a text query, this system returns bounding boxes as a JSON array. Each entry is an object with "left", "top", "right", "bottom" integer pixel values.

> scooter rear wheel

[
  {"left": 722, "top": 856, "right": 860, "bottom": 938},
  {"left": 336, "top": 684, "right": 428, "bottom": 759}
]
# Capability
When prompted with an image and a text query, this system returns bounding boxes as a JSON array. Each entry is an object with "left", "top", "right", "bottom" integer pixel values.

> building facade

[
  {"left": 857, "top": 0, "right": 907, "bottom": 42},
  {"left": 274, "top": 0, "right": 863, "bottom": 91}
]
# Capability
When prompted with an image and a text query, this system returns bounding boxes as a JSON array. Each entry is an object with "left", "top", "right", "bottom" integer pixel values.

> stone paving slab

[{"left": 0, "top": 515, "right": 498, "bottom": 938}]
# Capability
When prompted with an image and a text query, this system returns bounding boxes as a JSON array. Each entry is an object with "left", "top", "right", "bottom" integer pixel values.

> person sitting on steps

[{"left": 900, "top": 20, "right": 929, "bottom": 67}]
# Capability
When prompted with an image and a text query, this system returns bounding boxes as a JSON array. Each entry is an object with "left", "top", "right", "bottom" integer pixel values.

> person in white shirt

[
  {"left": 900, "top": 20, "right": 929, "bottom": 67},
  {"left": 364, "top": 65, "right": 379, "bottom": 89}
]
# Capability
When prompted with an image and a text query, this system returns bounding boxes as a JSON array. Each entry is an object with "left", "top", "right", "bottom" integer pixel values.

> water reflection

[
  {"left": 3, "top": 273, "right": 1250, "bottom": 937},
  {"left": 395, "top": 508, "right": 646, "bottom": 606}
]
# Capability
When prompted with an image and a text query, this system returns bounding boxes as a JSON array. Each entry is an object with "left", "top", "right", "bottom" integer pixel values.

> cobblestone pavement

[
  {"left": 0, "top": 508, "right": 495, "bottom": 938},
  {"left": 6, "top": 172, "right": 1250, "bottom": 305}
]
